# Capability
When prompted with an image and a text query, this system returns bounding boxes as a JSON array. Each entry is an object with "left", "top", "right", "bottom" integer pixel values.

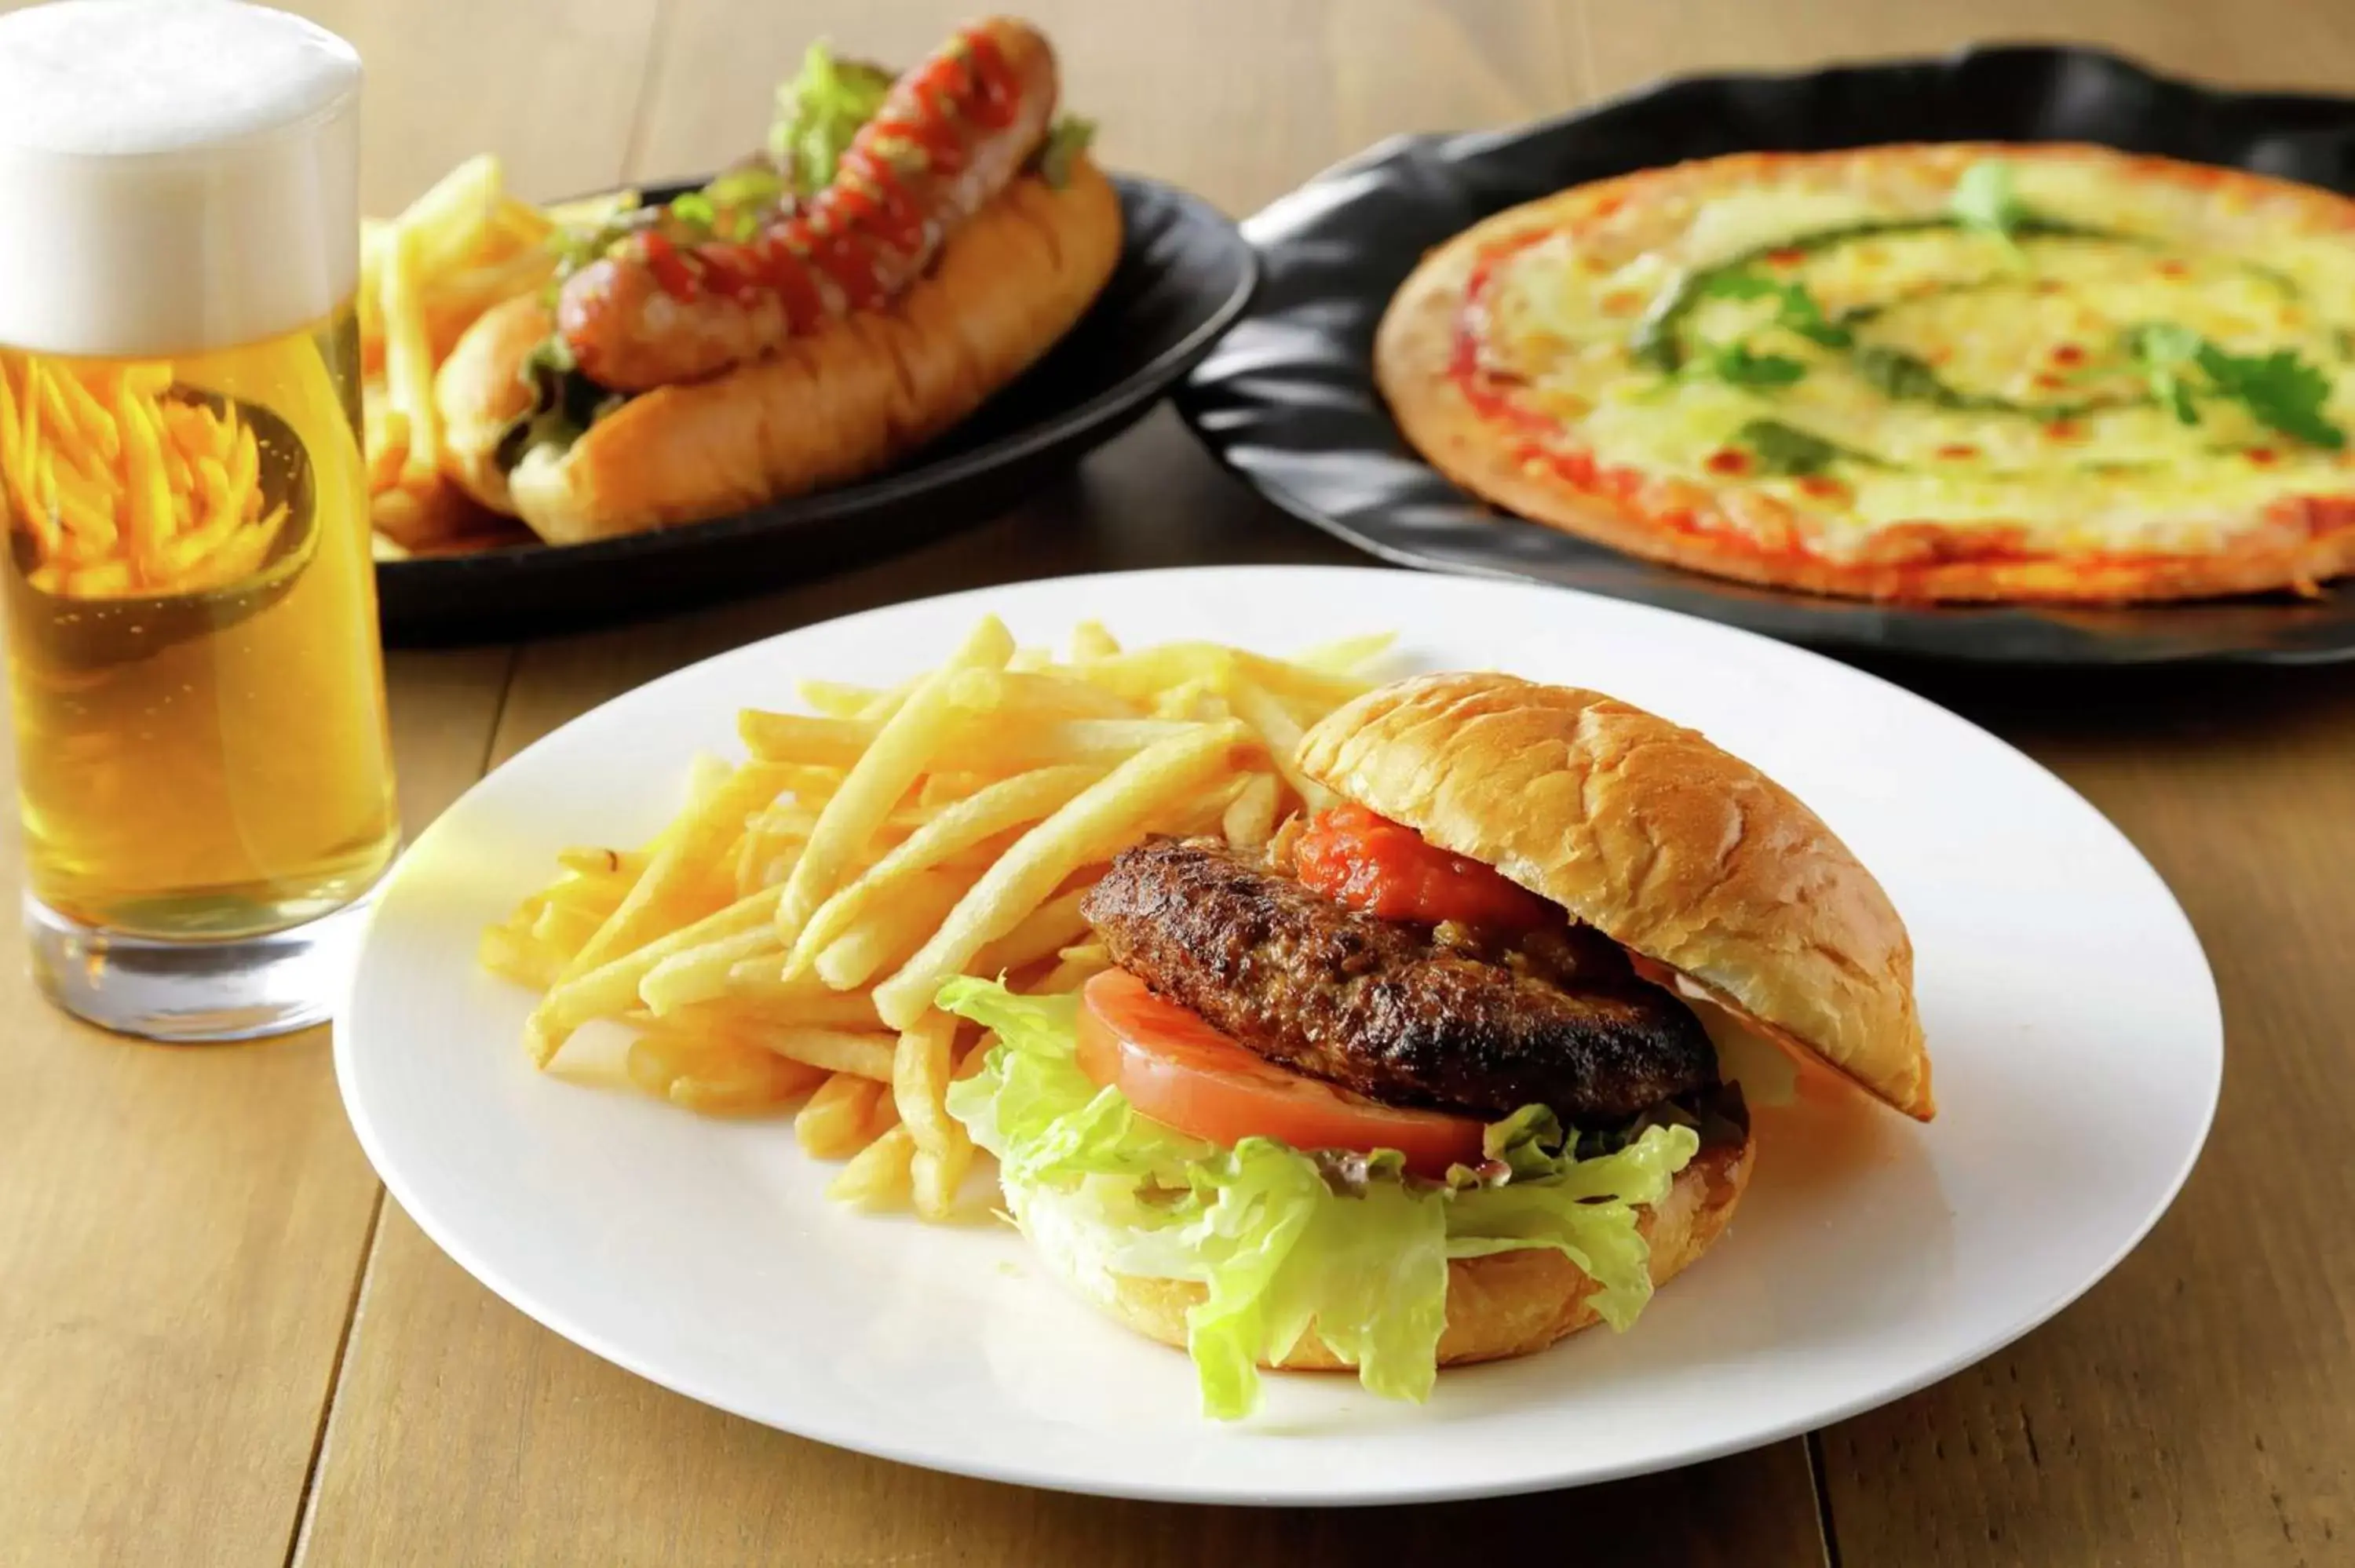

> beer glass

[{"left": 0, "top": 1, "right": 398, "bottom": 1038}]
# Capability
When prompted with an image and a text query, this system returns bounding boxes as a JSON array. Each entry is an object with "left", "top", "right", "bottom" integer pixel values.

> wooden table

[{"left": 5, "top": 2, "right": 2353, "bottom": 1563}]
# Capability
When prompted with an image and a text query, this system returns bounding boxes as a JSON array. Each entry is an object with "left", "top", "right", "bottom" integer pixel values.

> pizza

[{"left": 1376, "top": 144, "right": 2355, "bottom": 602}]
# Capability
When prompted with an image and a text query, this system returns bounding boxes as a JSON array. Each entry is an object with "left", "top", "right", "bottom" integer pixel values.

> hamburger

[{"left": 940, "top": 672, "right": 1934, "bottom": 1417}]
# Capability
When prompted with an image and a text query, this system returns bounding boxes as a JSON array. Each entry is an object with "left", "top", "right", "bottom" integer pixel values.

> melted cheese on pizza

[{"left": 1473, "top": 152, "right": 2355, "bottom": 562}]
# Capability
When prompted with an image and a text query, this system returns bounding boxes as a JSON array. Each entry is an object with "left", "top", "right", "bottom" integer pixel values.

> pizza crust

[{"left": 1376, "top": 144, "right": 2355, "bottom": 604}]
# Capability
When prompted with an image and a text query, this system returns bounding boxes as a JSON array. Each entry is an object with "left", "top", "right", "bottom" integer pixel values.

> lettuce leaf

[
  {"left": 768, "top": 42, "right": 895, "bottom": 194},
  {"left": 1444, "top": 1104, "right": 1696, "bottom": 1332},
  {"left": 938, "top": 977, "right": 1700, "bottom": 1419},
  {"left": 941, "top": 985, "right": 1214, "bottom": 1183},
  {"left": 495, "top": 333, "right": 630, "bottom": 471},
  {"left": 1035, "top": 116, "right": 1097, "bottom": 188}
]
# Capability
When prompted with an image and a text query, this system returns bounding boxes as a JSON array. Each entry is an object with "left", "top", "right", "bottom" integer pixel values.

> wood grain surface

[{"left": 0, "top": 2, "right": 2347, "bottom": 1565}]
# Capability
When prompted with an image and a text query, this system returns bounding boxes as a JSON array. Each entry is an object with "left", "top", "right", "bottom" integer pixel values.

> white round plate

[{"left": 336, "top": 565, "right": 2221, "bottom": 1505}]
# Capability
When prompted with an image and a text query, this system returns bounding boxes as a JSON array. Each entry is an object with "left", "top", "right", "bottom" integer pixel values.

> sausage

[
  {"left": 1080, "top": 836, "right": 1722, "bottom": 1125},
  {"left": 557, "top": 17, "right": 1061, "bottom": 392}
]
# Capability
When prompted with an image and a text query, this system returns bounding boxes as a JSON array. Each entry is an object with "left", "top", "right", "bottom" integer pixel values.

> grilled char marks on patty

[{"left": 1079, "top": 836, "right": 1718, "bottom": 1124}]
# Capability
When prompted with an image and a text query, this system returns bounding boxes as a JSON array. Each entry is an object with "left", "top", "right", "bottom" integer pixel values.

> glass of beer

[{"left": 0, "top": 1, "right": 398, "bottom": 1039}]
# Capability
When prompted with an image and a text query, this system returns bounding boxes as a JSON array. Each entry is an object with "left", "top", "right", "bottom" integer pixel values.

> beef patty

[{"left": 1079, "top": 836, "right": 1719, "bottom": 1124}]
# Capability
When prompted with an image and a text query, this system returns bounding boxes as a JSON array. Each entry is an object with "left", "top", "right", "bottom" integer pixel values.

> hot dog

[
  {"left": 433, "top": 19, "right": 1122, "bottom": 545},
  {"left": 559, "top": 18, "right": 1060, "bottom": 392}
]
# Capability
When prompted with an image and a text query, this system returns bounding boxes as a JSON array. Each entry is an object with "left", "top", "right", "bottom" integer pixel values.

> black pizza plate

[
  {"left": 1176, "top": 46, "right": 2355, "bottom": 665},
  {"left": 378, "top": 173, "right": 1256, "bottom": 644}
]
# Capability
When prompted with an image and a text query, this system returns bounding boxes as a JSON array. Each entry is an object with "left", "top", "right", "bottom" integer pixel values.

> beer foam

[{"left": 0, "top": 2, "right": 363, "bottom": 356}]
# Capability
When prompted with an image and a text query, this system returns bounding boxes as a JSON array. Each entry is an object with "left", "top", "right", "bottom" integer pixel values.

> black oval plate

[
  {"left": 1178, "top": 46, "right": 2355, "bottom": 665},
  {"left": 380, "top": 173, "right": 1256, "bottom": 644}
]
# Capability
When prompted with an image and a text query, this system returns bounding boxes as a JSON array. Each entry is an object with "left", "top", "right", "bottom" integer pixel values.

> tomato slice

[
  {"left": 1075, "top": 969, "right": 1486, "bottom": 1179},
  {"left": 1294, "top": 803, "right": 1557, "bottom": 931}
]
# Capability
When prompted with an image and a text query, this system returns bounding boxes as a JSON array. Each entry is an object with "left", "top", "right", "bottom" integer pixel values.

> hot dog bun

[
  {"left": 434, "top": 291, "right": 546, "bottom": 517},
  {"left": 435, "top": 157, "right": 1123, "bottom": 545}
]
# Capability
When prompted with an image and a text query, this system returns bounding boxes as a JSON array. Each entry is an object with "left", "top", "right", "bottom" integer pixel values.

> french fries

[
  {"left": 1227, "top": 676, "right": 1337, "bottom": 815},
  {"left": 871, "top": 722, "right": 1253, "bottom": 1030},
  {"left": 810, "top": 868, "right": 973, "bottom": 991},
  {"left": 379, "top": 224, "right": 441, "bottom": 494},
  {"left": 798, "top": 1073, "right": 893, "bottom": 1159},
  {"left": 0, "top": 355, "right": 287, "bottom": 598},
  {"left": 360, "top": 155, "right": 642, "bottom": 555},
  {"left": 893, "top": 1011, "right": 971, "bottom": 1220},
  {"left": 483, "top": 618, "right": 1397, "bottom": 1221},
  {"left": 1222, "top": 771, "right": 1282, "bottom": 850},
  {"left": 629, "top": 1028, "right": 827, "bottom": 1114},
  {"left": 772, "top": 617, "right": 1017, "bottom": 949},
  {"left": 1034, "top": 942, "right": 1112, "bottom": 997},
  {"left": 780, "top": 762, "right": 1105, "bottom": 979},
  {"left": 828, "top": 1124, "right": 917, "bottom": 1209},
  {"left": 526, "top": 884, "right": 783, "bottom": 1064}
]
